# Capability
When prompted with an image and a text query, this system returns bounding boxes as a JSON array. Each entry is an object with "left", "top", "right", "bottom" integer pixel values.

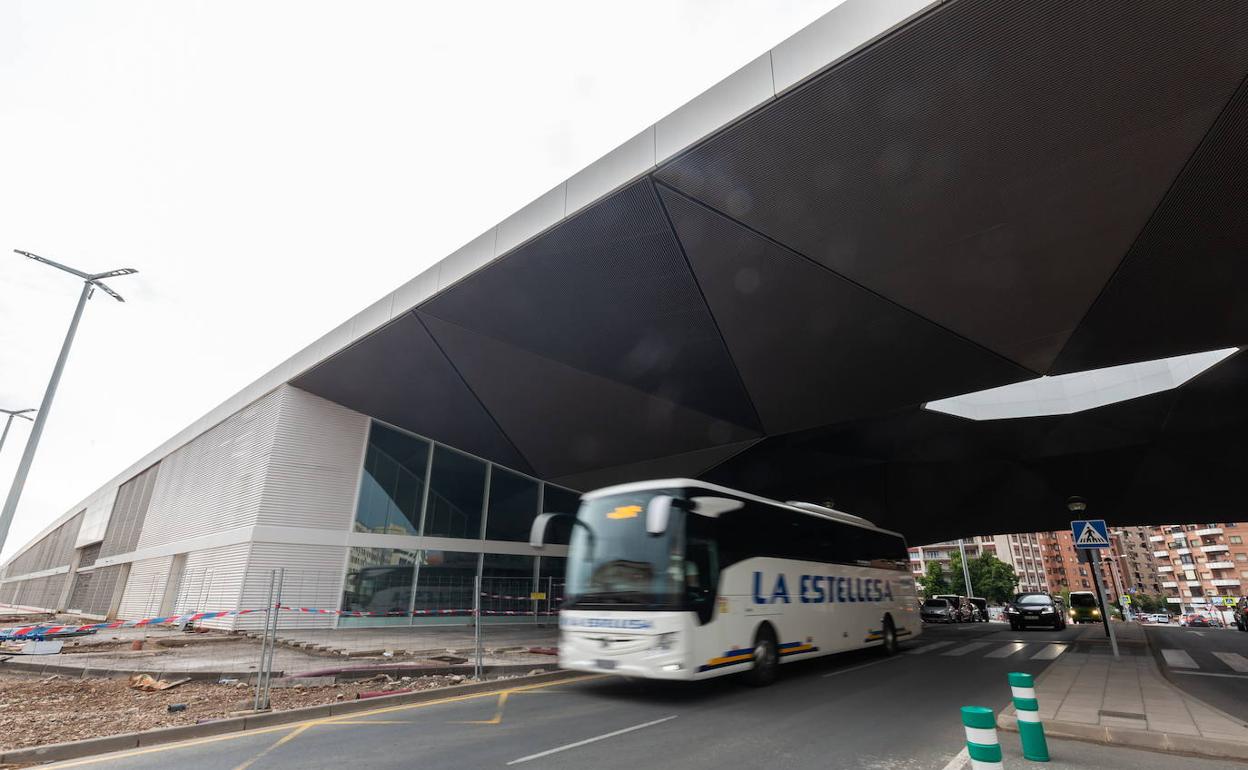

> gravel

[{"left": 0, "top": 672, "right": 464, "bottom": 752}]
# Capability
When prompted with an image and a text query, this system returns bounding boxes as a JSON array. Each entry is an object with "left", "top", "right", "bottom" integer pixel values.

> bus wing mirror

[
  {"left": 646, "top": 495, "right": 674, "bottom": 536},
  {"left": 529, "top": 512, "right": 565, "bottom": 549}
]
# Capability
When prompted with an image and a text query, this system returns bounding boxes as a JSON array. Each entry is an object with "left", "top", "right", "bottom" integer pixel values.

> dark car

[
  {"left": 921, "top": 598, "right": 959, "bottom": 623},
  {"left": 1235, "top": 597, "right": 1248, "bottom": 632},
  {"left": 933, "top": 594, "right": 975, "bottom": 622},
  {"left": 1006, "top": 592, "right": 1067, "bottom": 630}
]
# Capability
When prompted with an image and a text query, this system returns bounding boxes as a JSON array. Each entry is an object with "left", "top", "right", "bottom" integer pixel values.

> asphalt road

[
  {"left": 44, "top": 623, "right": 1245, "bottom": 770},
  {"left": 1144, "top": 623, "right": 1248, "bottom": 723}
]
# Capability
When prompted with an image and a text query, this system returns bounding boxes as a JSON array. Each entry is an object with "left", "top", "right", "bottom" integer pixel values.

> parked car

[
  {"left": 1006, "top": 592, "right": 1067, "bottom": 630},
  {"left": 1182, "top": 613, "right": 1211, "bottom": 627},
  {"left": 968, "top": 597, "right": 989, "bottom": 623},
  {"left": 932, "top": 594, "right": 976, "bottom": 623},
  {"left": 921, "top": 598, "right": 960, "bottom": 623},
  {"left": 1149, "top": 613, "right": 1172, "bottom": 624},
  {"left": 1067, "top": 591, "right": 1101, "bottom": 623},
  {"left": 1235, "top": 597, "right": 1248, "bottom": 632}
]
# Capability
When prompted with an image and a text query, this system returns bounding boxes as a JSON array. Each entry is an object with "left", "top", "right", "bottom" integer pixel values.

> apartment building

[
  {"left": 1039, "top": 529, "right": 1121, "bottom": 604},
  {"left": 908, "top": 532, "right": 1047, "bottom": 594},
  {"left": 1111, "top": 525, "right": 1164, "bottom": 596},
  {"left": 1148, "top": 523, "right": 1248, "bottom": 613}
]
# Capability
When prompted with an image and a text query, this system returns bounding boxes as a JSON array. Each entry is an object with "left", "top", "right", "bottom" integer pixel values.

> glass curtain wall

[{"left": 343, "top": 421, "right": 582, "bottom": 626}]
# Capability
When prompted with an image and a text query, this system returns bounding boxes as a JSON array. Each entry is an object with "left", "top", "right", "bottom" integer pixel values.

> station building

[{"left": 5, "top": 0, "right": 1248, "bottom": 627}]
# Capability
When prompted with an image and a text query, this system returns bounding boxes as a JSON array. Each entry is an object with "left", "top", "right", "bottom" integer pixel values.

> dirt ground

[{"left": 0, "top": 671, "right": 467, "bottom": 752}]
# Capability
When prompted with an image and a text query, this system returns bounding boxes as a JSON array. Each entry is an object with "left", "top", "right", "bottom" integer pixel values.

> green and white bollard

[
  {"left": 960, "top": 706, "right": 1004, "bottom": 769},
  {"left": 1009, "top": 671, "right": 1050, "bottom": 762}
]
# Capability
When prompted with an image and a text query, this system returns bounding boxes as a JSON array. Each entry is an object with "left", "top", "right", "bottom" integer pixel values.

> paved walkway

[
  {"left": 271, "top": 622, "right": 558, "bottom": 656},
  {"left": 1000, "top": 623, "right": 1248, "bottom": 759}
]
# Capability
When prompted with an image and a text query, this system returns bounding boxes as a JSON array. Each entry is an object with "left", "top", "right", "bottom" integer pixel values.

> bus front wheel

[
  {"left": 745, "top": 625, "right": 778, "bottom": 687},
  {"left": 879, "top": 616, "right": 899, "bottom": 656}
]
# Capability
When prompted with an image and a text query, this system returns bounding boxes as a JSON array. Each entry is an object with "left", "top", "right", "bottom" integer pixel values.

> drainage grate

[{"left": 1099, "top": 710, "right": 1147, "bottom": 720}]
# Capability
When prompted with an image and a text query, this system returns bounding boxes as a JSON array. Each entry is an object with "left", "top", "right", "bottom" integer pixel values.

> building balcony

[
  {"left": 1185, "top": 580, "right": 1203, "bottom": 587},
  {"left": 1174, "top": 547, "right": 1191, "bottom": 555},
  {"left": 1157, "top": 566, "right": 1174, "bottom": 573},
  {"left": 1152, "top": 550, "right": 1169, "bottom": 558},
  {"left": 1149, "top": 535, "right": 1165, "bottom": 542},
  {"left": 1161, "top": 581, "right": 1178, "bottom": 588},
  {"left": 1194, "top": 527, "right": 1223, "bottom": 537},
  {"left": 1212, "top": 579, "right": 1241, "bottom": 587},
  {"left": 1166, "top": 597, "right": 1182, "bottom": 603},
  {"left": 1201, "top": 544, "right": 1230, "bottom": 553}
]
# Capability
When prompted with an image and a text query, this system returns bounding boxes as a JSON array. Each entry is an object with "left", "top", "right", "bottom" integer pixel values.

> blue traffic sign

[{"left": 1071, "top": 519, "right": 1110, "bottom": 549}]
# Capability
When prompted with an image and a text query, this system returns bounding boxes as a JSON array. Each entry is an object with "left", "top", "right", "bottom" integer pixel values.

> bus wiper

[{"left": 577, "top": 590, "right": 648, "bottom": 603}]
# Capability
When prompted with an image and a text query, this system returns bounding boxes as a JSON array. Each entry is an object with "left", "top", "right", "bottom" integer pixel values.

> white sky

[{"left": 0, "top": 0, "right": 843, "bottom": 559}]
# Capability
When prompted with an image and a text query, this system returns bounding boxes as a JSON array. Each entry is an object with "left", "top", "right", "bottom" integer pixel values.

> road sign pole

[{"left": 1084, "top": 549, "right": 1119, "bottom": 659}]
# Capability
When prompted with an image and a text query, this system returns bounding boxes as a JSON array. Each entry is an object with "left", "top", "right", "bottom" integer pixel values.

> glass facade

[
  {"left": 424, "top": 446, "right": 486, "bottom": 539},
  {"left": 342, "top": 420, "right": 582, "bottom": 625},
  {"left": 355, "top": 426, "right": 429, "bottom": 535}
]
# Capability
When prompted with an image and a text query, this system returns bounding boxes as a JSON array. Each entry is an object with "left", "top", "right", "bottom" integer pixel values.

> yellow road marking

[
  {"left": 455, "top": 691, "right": 510, "bottom": 724},
  {"left": 230, "top": 722, "right": 313, "bottom": 770},
  {"left": 46, "top": 675, "right": 604, "bottom": 769},
  {"left": 320, "top": 720, "right": 414, "bottom": 725}
]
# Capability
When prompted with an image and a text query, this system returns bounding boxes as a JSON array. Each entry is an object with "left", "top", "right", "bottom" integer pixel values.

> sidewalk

[
  {"left": 270, "top": 622, "right": 558, "bottom": 657},
  {"left": 998, "top": 623, "right": 1248, "bottom": 760}
]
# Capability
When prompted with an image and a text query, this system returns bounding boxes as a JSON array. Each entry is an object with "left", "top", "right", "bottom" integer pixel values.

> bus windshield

[
  {"left": 1069, "top": 592, "right": 1098, "bottom": 608},
  {"left": 565, "top": 490, "right": 685, "bottom": 609}
]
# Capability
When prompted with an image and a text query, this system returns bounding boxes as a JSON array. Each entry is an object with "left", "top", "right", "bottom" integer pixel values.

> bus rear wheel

[
  {"left": 880, "top": 617, "right": 899, "bottom": 656},
  {"left": 745, "top": 626, "right": 778, "bottom": 687}
]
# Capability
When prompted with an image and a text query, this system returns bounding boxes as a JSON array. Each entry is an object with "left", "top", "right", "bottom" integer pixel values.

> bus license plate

[{"left": 596, "top": 659, "right": 616, "bottom": 670}]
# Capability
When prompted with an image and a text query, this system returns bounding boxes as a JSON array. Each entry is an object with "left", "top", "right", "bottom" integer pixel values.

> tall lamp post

[
  {"left": 0, "top": 250, "right": 137, "bottom": 558},
  {"left": 957, "top": 538, "right": 976, "bottom": 599},
  {"left": 0, "top": 408, "right": 36, "bottom": 457}
]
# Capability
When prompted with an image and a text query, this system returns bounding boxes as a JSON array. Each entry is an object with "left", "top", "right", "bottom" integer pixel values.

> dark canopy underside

[{"left": 295, "top": 0, "right": 1248, "bottom": 542}]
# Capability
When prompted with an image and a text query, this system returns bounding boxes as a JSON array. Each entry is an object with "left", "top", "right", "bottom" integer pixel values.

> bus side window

[{"left": 685, "top": 515, "right": 720, "bottom": 624}]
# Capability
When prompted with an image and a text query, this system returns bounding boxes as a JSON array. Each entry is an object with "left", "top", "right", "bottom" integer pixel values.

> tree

[
  {"left": 949, "top": 550, "right": 1020, "bottom": 603},
  {"left": 918, "top": 561, "right": 951, "bottom": 597}
]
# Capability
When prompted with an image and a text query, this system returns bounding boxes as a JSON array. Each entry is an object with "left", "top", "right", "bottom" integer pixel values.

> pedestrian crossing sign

[{"left": 1071, "top": 519, "right": 1110, "bottom": 548}]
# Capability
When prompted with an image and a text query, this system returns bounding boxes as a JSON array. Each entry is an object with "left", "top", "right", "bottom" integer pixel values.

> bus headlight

[{"left": 653, "top": 632, "right": 677, "bottom": 651}]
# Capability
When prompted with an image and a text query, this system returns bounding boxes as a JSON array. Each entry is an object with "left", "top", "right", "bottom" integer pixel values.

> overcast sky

[{"left": 0, "top": 0, "right": 843, "bottom": 559}]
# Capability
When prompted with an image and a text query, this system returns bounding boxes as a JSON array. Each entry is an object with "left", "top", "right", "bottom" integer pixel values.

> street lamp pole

[
  {"left": 0, "top": 409, "right": 36, "bottom": 457},
  {"left": 0, "top": 251, "right": 137, "bottom": 558},
  {"left": 958, "top": 538, "right": 975, "bottom": 599}
]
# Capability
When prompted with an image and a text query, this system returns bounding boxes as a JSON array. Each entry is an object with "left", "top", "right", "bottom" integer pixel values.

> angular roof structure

[{"left": 14, "top": 0, "right": 1248, "bottom": 559}]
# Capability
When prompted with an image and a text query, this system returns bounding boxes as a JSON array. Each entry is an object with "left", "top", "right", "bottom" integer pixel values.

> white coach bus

[{"left": 530, "top": 479, "right": 919, "bottom": 685}]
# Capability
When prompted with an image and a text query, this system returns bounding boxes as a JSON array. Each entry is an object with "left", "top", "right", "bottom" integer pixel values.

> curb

[
  {"left": 0, "top": 658, "right": 558, "bottom": 683},
  {"left": 0, "top": 669, "right": 583, "bottom": 766},
  {"left": 997, "top": 710, "right": 1248, "bottom": 762}
]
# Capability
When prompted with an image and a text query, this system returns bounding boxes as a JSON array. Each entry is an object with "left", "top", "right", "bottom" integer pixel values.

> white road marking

[
  {"left": 940, "top": 746, "right": 969, "bottom": 770},
  {"left": 1172, "top": 670, "right": 1248, "bottom": 680},
  {"left": 1211, "top": 652, "right": 1248, "bottom": 673},
  {"left": 943, "top": 642, "right": 992, "bottom": 657},
  {"left": 905, "top": 641, "right": 955, "bottom": 655},
  {"left": 985, "top": 642, "right": 1028, "bottom": 658},
  {"left": 1191, "top": 631, "right": 1205, "bottom": 637},
  {"left": 1161, "top": 648, "right": 1199, "bottom": 669},
  {"left": 506, "top": 715, "right": 678, "bottom": 765},
  {"left": 1029, "top": 644, "right": 1068, "bottom": 660},
  {"left": 822, "top": 657, "right": 899, "bottom": 678}
]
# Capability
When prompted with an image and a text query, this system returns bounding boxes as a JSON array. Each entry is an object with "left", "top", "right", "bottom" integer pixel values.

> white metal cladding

[
  {"left": 99, "top": 466, "right": 159, "bottom": 559},
  {"left": 6, "top": 573, "right": 67, "bottom": 611},
  {"left": 67, "top": 563, "right": 123, "bottom": 618},
  {"left": 116, "top": 555, "right": 173, "bottom": 621},
  {"left": 4, "top": 512, "right": 83, "bottom": 578},
  {"left": 258, "top": 388, "right": 369, "bottom": 531},
  {"left": 237, "top": 542, "right": 349, "bottom": 630},
  {"left": 75, "top": 486, "right": 120, "bottom": 548},
  {"left": 173, "top": 543, "right": 251, "bottom": 631},
  {"left": 136, "top": 390, "right": 284, "bottom": 550}
]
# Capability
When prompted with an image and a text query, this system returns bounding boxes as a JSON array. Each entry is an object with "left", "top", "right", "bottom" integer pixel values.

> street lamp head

[
  {"left": 1067, "top": 495, "right": 1087, "bottom": 514},
  {"left": 16, "top": 249, "right": 137, "bottom": 302},
  {"left": 0, "top": 408, "right": 36, "bottom": 421}
]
